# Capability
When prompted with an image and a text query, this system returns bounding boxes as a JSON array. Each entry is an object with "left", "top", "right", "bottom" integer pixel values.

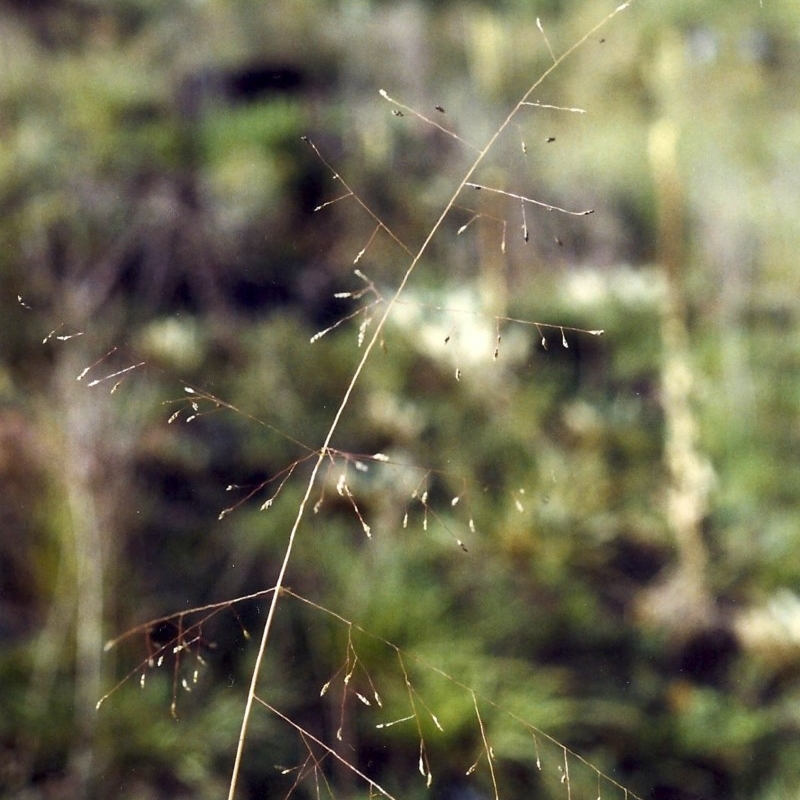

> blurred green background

[{"left": 1, "top": 0, "right": 799, "bottom": 798}]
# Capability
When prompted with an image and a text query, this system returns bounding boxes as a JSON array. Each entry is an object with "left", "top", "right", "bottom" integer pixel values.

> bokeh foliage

[{"left": 1, "top": 1, "right": 799, "bottom": 799}]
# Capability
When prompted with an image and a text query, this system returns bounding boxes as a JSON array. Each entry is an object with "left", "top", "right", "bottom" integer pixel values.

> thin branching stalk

[{"left": 226, "top": 4, "right": 636, "bottom": 797}]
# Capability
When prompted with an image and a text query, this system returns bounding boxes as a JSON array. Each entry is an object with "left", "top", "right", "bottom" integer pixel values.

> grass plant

[{"left": 20, "top": 4, "right": 655, "bottom": 799}]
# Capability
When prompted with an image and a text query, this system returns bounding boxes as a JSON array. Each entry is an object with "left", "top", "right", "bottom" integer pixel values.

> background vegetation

[{"left": 1, "top": 1, "right": 799, "bottom": 799}]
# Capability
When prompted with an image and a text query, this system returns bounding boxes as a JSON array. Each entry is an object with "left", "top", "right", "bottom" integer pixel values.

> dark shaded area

[
  {"left": 677, "top": 628, "right": 739, "bottom": 687},
  {"left": 177, "top": 63, "right": 311, "bottom": 119}
]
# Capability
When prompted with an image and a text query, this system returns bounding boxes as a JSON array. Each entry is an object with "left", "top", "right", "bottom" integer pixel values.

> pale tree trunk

[{"left": 638, "top": 32, "right": 716, "bottom": 635}]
